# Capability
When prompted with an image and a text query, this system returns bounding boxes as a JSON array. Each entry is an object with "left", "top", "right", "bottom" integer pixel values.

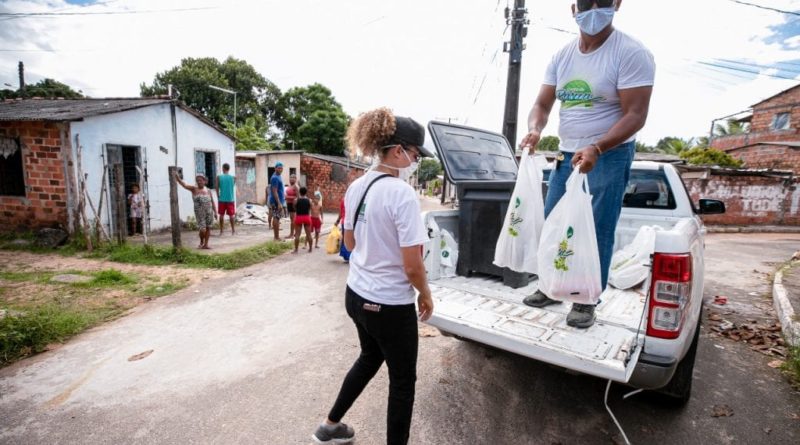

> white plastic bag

[
  {"left": 536, "top": 168, "right": 602, "bottom": 304},
  {"left": 440, "top": 229, "right": 459, "bottom": 278},
  {"left": 608, "top": 225, "right": 659, "bottom": 290},
  {"left": 493, "top": 151, "right": 546, "bottom": 274}
]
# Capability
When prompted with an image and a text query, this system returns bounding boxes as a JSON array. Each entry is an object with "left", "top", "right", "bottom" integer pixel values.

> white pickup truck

[{"left": 422, "top": 122, "right": 726, "bottom": 404}]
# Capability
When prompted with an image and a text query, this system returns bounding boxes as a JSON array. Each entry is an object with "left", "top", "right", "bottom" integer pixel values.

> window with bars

[{"left": 0, "top": 137, "right": 25, "bottom": 196}]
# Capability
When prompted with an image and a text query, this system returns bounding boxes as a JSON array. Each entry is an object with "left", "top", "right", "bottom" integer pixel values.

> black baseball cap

[{"left": 390, "top": 116, "right": 434, "bottom": 158}]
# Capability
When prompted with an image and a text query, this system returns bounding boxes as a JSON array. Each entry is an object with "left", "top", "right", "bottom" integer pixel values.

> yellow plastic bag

[{"left": 326, "top": 225, "right": 341, "bottom": 254}]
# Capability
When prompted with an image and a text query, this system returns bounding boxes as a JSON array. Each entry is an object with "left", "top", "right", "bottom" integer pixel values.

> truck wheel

[{"left": 654, "top": 316, "right": 701, "bottom": 406}]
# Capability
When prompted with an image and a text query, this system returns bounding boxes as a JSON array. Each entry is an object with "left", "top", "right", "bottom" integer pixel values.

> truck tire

[{"left": 654, "top": 315, "right": 701, "bottom": 406}]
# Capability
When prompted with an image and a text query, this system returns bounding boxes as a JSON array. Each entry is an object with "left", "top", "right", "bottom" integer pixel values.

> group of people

[
  {"left": 266, "top": 162, "right": 325, "bottom": 252},
  {"left": 312, "top": 1, "right": 654, "bottom": 444},
  {"left": 174, "top": 163, "right": 237, "bottom": 249}
]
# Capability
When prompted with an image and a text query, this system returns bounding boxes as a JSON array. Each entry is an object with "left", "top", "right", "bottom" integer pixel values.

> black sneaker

[
  {"left": 523, "top": 290, "right": 562, "bottom": 308},
  {"left": 567, "top": 303, "right": 596, "bottom": 328},
  {"left": 312, "top": 422, "right": 355, "bottom": 444}
]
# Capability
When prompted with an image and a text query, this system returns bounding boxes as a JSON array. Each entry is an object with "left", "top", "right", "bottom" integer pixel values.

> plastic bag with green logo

[
  {"left": 493, "top": 150, "right": 546, "bottom": 273},
  {"left": 536, "top": 167, "right": 602, "bottom": 304}
]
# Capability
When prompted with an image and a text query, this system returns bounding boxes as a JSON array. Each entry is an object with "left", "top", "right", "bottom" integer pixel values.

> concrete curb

[
  {"left": 708, "top": 225, "right": 800, "bottom": 234},
  {"left": 773, "top": 262, "right": 800, "bottom": 347}
]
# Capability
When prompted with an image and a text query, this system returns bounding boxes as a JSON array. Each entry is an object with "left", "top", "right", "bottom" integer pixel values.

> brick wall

[
  {"left": 751, "top": 85, "right": 800, "bottom": 133},
  {"left": 683, "top": 174, "right": 799, "bottom": 226},
  {"left": 301, "top": 155, "right": 365, "bottom": 212},
  {"left": 728, "top": 145, "right": 800, "bottom": 174},
  {"left": 0, "top": 121, "right": 69, "bottom": 232}
]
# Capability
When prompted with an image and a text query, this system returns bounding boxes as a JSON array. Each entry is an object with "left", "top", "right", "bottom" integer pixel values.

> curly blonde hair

[{"left": 346, "top": 107, "right": 396, "bottom": 159}]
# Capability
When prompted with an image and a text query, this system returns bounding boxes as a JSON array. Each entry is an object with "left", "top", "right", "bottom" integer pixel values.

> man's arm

[
  {"left": 571, "top": 86, "right": 653, "bottom": 173},
  {"left": 520, "top": 84, "right": 557, "bottom": 150}
]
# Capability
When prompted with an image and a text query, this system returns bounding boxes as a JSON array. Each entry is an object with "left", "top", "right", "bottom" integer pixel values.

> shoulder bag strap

[{"left": 351, "top": 174, "right": 392, "bottom": 232}]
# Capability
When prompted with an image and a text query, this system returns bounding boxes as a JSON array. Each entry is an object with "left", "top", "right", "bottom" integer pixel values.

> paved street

[{"left": 1, "top": 233, "right": 799, "bottom": 444}]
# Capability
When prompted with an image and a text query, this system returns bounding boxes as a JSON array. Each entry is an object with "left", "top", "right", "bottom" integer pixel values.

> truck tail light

[{"left": 647, "top": 253, "right": 692, "bottom": 339}]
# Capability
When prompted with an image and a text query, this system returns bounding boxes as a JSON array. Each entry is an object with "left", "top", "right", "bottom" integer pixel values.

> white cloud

[{"left": 1, "top": 0, "right": 799, "bottom": 146}]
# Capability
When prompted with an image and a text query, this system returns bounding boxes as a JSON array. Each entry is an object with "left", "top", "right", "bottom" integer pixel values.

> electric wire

[
  {"left": 0, "top": 6, "right": 217, "bottom": 18},
  {"left": 727, "top": 0, "right": 800, "bottom": 16}
]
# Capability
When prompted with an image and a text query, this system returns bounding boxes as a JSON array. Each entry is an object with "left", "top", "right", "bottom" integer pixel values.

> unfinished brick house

[
  {"left": 0, "top": 98, "right": 234, "bottom": 235},
  {"left": 301, "top": 154, "right": 368, "bottom": 212},
  {"left": 710, "top": 83, "right": 800, "bottom": 174}
]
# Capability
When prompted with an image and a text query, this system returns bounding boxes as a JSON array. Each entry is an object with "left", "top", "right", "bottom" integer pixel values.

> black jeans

[{"left": 328, "top": 286, "right": 419, "bottom": 445}]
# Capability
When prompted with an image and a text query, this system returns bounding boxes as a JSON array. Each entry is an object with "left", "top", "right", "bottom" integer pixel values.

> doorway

[
  {"left": 106, "top": 144, "right": 143, "bottom": 236},
  {"left": 195, "top": 150, "right": 219, "bottom": 189}
]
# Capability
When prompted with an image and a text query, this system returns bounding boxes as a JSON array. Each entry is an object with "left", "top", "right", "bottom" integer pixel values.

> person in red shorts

[
  {"left": 216, "top": 163, "right": 236, "bottom": 235},
  {"left": 293, "top": 187, "right": 313, "bottom": 253},
  {"left": 310, "top": 191, "right": 323, "bottom": 249}
]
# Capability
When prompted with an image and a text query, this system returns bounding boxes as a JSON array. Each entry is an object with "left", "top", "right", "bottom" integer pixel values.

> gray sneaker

[
  {"left": 523, "top": 290, "right": 562, "bottom": 308},
  {"left": 312, "top": 422, "right": 355, "bottom": 444},
  {"left": 567, "top": 303, "right": 596, "bottom": 328}
]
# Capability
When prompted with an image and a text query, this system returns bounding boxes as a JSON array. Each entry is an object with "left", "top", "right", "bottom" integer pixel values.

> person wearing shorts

[
  {"left": 285, "top": 173, "right": 299, "bottom": 238},
  {"left": 268, "top": 162, "right": 286, "bottom": 241},
  {"left": 310, "top": 191, "right": 323, "bottom": 249},
  {"left": 293, "top": 187, "right": 313, "bottom": 253},
  {"left": 216, "top": 163, "right": 236, "bottom": 235}
]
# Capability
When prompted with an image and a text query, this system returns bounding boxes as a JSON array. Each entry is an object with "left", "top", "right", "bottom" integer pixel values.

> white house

[{"left": 0, "top": 98, "right": 234, "bottom": 235}]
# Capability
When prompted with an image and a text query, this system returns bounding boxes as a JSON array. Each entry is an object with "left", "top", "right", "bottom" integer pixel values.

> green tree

[
  {"left": 223, "top": 118, "right": 273, "bottom": 151},
  {"left": 0, "top": 78, "right": 83, "bottom": 99},
  {"left": 713, "top": 118, "right": 748, "bottom": 137},
  {"left": 294, "top": 108, "right": 349, "bottom": 155},
  {"left": 535, "top": 135, "right": 560, "bottom": 151},
  {"left": 275, "top": 83, "right": 350, "bottom": 152},
  {"left": 679, "top": 147, "right": 743, "bottom": 168},
  {"left": 140, "top": 56, "right": 281, "bottom": 133},
  {"left": 418, "top": 158, "right": 443, "bottom": 182},
  {"left": 635, "top": 141, "right": 656, "bottom": 152}
]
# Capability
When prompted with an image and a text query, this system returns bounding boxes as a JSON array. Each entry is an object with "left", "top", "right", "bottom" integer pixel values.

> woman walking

[{"left": 311, "top": 108, "right": 434, "bottom": 445}]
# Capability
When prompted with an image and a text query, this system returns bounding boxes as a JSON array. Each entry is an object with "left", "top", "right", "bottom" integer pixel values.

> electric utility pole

[{"left": 501, "top": 0, "right": 529, "bottom": 149}]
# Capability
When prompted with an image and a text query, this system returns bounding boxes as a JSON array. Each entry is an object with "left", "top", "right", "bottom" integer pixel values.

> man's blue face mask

[{"left": 575, "top": 6, "right": 615, "bottom": 36}]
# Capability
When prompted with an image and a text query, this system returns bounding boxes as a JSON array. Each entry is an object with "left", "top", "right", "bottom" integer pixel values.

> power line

[
  {"left": 0, "top": 6, "right": 217, "bottom": 19},
  {"left": 697, "top": 61, "right": 800, "bottom": 80},
  {"left": 714, "top": 58, "right": 800, "bottom": 74},
  {"left": 727, "top": 0, "right": 800, "bottom": 16}
]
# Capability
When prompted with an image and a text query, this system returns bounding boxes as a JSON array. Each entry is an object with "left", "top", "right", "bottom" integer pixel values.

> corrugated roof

[
  {"left": 0, "top": 98, "right": 170, "bottom": 121},
  {"left": 0, "top": 98, "right": 233, "bottom": 141},
  {"left": 303, "top": 153, "right": 369, "bottom": 170}
]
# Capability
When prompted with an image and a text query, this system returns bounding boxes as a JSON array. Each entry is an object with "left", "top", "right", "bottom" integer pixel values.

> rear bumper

[{"left": 628, "top": 352, "right": 677, "bottom": 389}]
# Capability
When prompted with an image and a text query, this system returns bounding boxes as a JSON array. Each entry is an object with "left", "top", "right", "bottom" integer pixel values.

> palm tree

[
  {"left": 713, "top": 119, "right": 748, "bottom": 137},
  {"left": 665, "top": 137, "right": 695, "bottom": 154}
]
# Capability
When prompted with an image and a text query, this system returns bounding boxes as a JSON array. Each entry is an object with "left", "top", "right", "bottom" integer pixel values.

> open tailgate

[{"left": 427, "top": 275, "right": 646, "bottom": 383}]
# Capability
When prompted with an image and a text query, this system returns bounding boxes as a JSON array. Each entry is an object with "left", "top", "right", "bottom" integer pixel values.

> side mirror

[{"left": 698, "top": 199, "right": 725, "bottom": 215}]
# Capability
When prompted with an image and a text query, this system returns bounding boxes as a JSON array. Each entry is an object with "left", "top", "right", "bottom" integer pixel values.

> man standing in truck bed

[{"left": 521, "top": 0, "right": 655, "bottom": 328}]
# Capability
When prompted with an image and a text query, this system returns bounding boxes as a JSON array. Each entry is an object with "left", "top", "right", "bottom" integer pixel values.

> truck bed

[{"left": 428, "top": 274, "right": 647, "bottom": 382}]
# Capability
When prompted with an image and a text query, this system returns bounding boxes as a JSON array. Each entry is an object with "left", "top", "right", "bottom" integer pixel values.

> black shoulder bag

[{"left": 351, "top": 174, "right": 392, "bottom": 232}]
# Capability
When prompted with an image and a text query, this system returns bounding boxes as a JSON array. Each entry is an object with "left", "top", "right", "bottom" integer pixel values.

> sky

[{"left": 1, "top": 0, "right": 799, "bottom": 147}]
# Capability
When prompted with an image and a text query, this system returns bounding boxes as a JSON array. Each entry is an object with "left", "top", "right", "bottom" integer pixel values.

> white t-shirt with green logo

[{"left": 543, "top": 30, "right": 655, "bottom": 152}]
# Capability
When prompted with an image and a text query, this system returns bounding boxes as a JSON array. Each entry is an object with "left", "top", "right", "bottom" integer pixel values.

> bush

[{"left": 679, "top": 147, "right": 743, "bottom": 168}]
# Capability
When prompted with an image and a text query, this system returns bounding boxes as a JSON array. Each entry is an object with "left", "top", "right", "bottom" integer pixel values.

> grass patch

[
  {"left": 0, "top": 271, "right": 41, "bottom": 282},
  {"left": 81, "top": 269, "right": 136, "bottom": 287},
  {"left": 95, "top": 241, "right": 292, "bottom": 270},
  {"left": 783, "top": 345, "right": 800, "bottom": 390},
  {"left": 0, "top": 304, "right": 100, "bottom": 365},
  {"left": 138, "top": 280, "right": 189, "bottom": 298}
]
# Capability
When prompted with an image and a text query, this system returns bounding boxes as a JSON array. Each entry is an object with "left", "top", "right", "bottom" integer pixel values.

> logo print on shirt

[{"left": 557, "top": 79, "right": 605, "bottom": 109}]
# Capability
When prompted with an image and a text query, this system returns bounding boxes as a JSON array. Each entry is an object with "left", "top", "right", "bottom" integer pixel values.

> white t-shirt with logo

[
  {"left": 344, "top": 171, "right": 428, "bottom": 305},
  {"left": 543, "top": 30, "right": 655, "bottom": 152}
]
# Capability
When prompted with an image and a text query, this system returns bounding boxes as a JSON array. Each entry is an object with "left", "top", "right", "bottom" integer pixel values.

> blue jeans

[{"left": 544, "top": 142, "right": 635, "bottom": 291}]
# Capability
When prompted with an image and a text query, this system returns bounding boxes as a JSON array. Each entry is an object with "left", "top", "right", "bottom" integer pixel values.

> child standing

[
  {"left": 310, "top": 191, "right": 323, "bottom": 249},
  {"left": 128, "top": 184, "right": 144, "bottom": 236},
  {"left": 293, "top": 187, "right": 313, "bottom": 253}
]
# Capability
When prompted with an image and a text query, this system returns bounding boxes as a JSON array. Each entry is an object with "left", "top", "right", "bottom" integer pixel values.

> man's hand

[
  {"left": 571, "top": 145, "right": 600, "bottom": 173},
  {"left": 519, "top": 130, "right": 542, "bottom": 153},
  {"left": 417, "top": 292, "right": 434, "bottom": 322}
]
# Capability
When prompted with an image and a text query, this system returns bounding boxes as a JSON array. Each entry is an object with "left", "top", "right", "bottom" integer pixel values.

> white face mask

[
  {"left": 380, "top": 147, "right": 419, "bottom": 181},
  {"left": 575, "top": 6, "right": 615, "bottom": 36}
]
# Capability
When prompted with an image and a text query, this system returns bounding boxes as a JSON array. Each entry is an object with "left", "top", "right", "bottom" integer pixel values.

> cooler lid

[{"left": 427, "top": 121, "right": 518, "bottom": 183}]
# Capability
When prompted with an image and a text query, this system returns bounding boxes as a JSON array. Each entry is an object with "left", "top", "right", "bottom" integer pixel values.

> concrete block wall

[
  {"left": 684, "top": 174, "right": 800, "bottom": 226},
  {"left": 0, "top": 121, "right": 69, "bottom": 232}
]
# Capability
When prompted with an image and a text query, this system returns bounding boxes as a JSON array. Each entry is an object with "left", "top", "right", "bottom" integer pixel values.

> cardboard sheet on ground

[{"left": 236, "top": 203, "right": 269, "bottom": 225}]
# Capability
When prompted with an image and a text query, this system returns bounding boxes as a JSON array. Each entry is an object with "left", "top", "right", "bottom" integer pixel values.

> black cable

[
  {"left": 727, "top": 0, "right": 800, "bottom": 16},
  {"left": 0, "top": 6, "right": 216, "bottom": 18},
  {"left": 714, "top": 58, "right": 800, "bottom": 74},
  {"left": 697, "top": 61, "right": 800, "bottom": 80}
]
